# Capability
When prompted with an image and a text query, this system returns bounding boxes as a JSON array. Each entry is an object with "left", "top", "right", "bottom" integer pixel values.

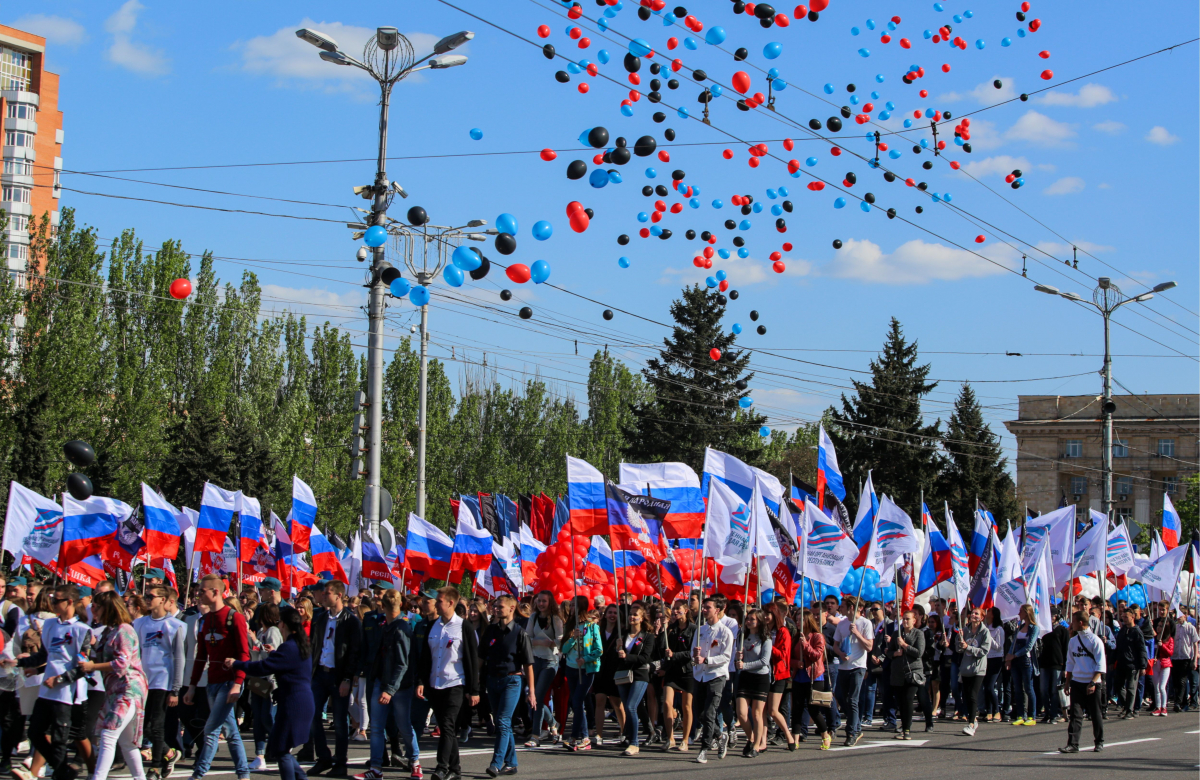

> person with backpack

[{"left": 1059, "top": 611, "right": 1106, "bottom": 754}]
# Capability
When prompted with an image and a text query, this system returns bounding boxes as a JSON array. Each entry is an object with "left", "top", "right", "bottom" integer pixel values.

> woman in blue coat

[{"left": 224, "top": 606, "right": 315, "bottom": 780}]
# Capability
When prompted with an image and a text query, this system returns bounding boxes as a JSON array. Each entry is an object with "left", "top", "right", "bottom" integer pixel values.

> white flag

[
  {"left": 704, "top": 478, "right": 753, "bottom": 567},
  {"left": 3, "top": 482, "right": 64, "bottom": 566},
  {"left": 996, "top": 522, "right": 1022, "bottom": 585},
  {"left": 1137, "top": 544, "right": 1189, "bottom": 594}
]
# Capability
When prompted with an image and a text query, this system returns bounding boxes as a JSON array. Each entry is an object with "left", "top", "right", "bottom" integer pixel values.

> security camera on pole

[{"left": 296, "top": 25, "right": 474, "bottom": 538}]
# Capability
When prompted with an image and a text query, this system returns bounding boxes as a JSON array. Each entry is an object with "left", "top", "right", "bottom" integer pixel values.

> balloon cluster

[{"left": 63, "top": 440, "right": 95, "bottom": 500}]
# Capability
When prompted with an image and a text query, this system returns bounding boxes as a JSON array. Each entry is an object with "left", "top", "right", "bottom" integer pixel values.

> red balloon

[
  {"left": 506, "top": 264, "right": 532, "bottom": 283},
  {"left": 782, "top": 242, "right": 793, "bottom": 251},
  {"left": 568, "top": 27, "right": 582, "bottom": 39},
  {"left": 722, "top": 149, "right": 733, "bottom": 159},
  {"left": 578, "top": 37, "right": 591, "bottom": 49},
  {"left": 731, "top": 71, "right": 751, "bottom": 94},
  {"left": 794, "top": 4, "right": 808, "bottom": 17},
  {"left": 782, "top": 138, "right": 794, "bottom": 151},
  {"left": 748, "top": 157, "right": 759, "bottom": 168},
  {"left": 537, "top": 25, "right": 551, "bottom": 38},
  {"left": 570, "top": 214, "right": 589, "bottom": 233},
  {"left": 773, "top": 261, "right": 786, "bottom": 273},
  {"left": 975, "top": 235, "right": 986, "bottom": 244},
  {"left": 941, "top": 63, "right": 951, "bottom": 73},
  {"left": 950, "top": 160, "right": 960, "bottom": 170},
  {"left": 919, "top": 89, "right": 928, "bottom": 98},
  {"left": 667, "top": 37, "right": 679, "bottom": 50},
  {"left": 578, "top": 83, "right": 589, "bottom": 94},
  {"left": 566, "top": 200, "right": 584, "bottom": 216},
  {"left": 775, "top": 14, "right": 789, "bottom": 27},
  {"left": 693, "top": 257, "right": 705, "bottom": 268},
  {"left": 709, "top": 348, "right": 722, "bottom": 361},
  {"left": 880, "top": 34, "right": 891, "bottom": 44},
  {"left": 830, "top": 147, "right": 841, "bottom": 156},
  {"left": 809, "top": 0, "right": 828, "bottom": 10},
  {"left": 169, "top": 278, "right": 192, "bottom": 299},
  {"left": 1029, "top": 18, "right": 1041, "bottom": 31},
  {"left": 1038, "top": 50, "right": 1050, "bottom": 59},
  {"left": 1040, "top": 69, "right": 1053, "bottom": 80},
  {"left": 900, "top": 38, "right": 911, "bottom": 48},
  {"left": 540, "top": 148, "right": 557, "bottom": 161},
  {"left": 718, "top": 279, "right": 729, "bottom": 292},
  {"left": 568, "top": 4, "right": 583, "bottom": 18},
  {"left": 657, "top": 150, "right": 671, "bottom": 162}
]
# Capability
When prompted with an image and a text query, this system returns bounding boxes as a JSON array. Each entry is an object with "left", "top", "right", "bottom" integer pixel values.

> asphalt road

[{"left": 106, "top": 712, "right": 1199, "bottom": 780}]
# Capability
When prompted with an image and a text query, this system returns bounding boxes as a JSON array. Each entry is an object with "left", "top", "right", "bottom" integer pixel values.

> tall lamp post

[
  {"left": 1034, "top": 277, "right": 1178, "bottom": 523},
  {"left": 296, "top": 25, "right": 472, "bottom": 539}
]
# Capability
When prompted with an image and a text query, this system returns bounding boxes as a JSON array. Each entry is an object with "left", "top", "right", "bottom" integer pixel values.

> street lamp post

[
  {"left": 1034, "top": 278, "right": 1178, "bottom": 523},
  {"left": 296, "top": 26, "right": 473, "bottom": 538}
]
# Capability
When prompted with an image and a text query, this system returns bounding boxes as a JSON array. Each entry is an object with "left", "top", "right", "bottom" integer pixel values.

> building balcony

[
  {"left": 0, "top": 91, "right": 39, "bottom": 108},
  {"left": 2, "top": 145, "right": 34, "bottom": 162},
  {"left": 3, "top": 117, "right": 36, "bottom": 135},
  {"left": 0, "top": 200, "right": 31, "bottom": 217}
]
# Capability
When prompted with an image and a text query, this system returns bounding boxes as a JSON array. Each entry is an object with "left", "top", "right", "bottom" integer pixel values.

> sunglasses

[{"left": 52, "top": 597, "right": 71, "bottom": 604}]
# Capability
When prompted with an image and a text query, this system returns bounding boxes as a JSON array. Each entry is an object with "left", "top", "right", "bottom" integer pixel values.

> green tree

[
  {"left": 828, "top": 318, "right": 943, "bottom": 519},
  {"left": 938, "top": 383, "right": 1017, "bottom": 524},
  {"left": 8, "top": 390, "right": 51, "bottom": 494},
  {"left": 626, "top": 285, "right": 766, "bottom": 474},
  {"left": 761, "top": 421, "right": 822, "bottom": 490}
]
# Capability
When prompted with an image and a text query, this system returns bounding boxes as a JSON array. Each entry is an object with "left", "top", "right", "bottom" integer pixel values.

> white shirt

[
  {"left": 833, "top": 616, "right": 873, "bottom": 670},
  {"left": 720, "top": 615, "right": 740, "bottom": 672},
  {"left": 1065, "top": 628, "right": 1106, "bottom": 678},
  {"left": 134, "top": 614, "right": 185, "bottom": 691},
  {"left": 1172, "top": 621, "right": 1199, "bottom": 660},
  {"left": 692, "top": 620, "right": 734, "bottom": 682},
  {"left": 987, "top": 625, "right": 1006, "bottom": 659},
  {"left": 428, "top": 614, "right": 466, "bottom": 690},
  {"left": 320, "top": 609, "right": 342, "bottom": 668},
  {"left": 39, "top": 616, "right": 91, "bottom": 705}
]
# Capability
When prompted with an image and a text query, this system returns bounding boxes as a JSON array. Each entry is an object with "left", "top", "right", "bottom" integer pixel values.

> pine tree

[
  {"left": 9, "top": 390, "right": 51, "bottom": 494},
  {"left": 939, "top": 383, "right": 1018, "bottom": 525},
  {"left": 828, "top": 318, "right": 942, "bottom": 516},
  {"left": 626, "top": 285, "right": 765, "bottom": 474},
  {"left": 159, "top": 405, "right": 233, "bottom": 508}
]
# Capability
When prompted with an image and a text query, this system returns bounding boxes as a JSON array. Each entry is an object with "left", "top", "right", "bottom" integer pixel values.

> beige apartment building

[{"left": 1004, "top": 394, "right": 1198, "bottom": 525}]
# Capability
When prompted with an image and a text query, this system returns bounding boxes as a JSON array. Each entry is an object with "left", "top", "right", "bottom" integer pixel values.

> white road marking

[
  {"left": 828, "top": 739, "right": 930, "bottom": 751},
  {"left": 1042, "top": 737, "right": 1160, "bottom": 754}
]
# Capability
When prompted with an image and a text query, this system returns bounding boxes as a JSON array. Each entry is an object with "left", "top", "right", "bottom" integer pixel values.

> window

[
  {"left": 1113, "top": 439, "right": 1128, "bottom": 458},
  {"left": 1158, "top": 439, "right": 1175, "bottom": 457},
  {"left": 1069, "top": 476, "right": 1087, "bottom": 496},
  {"left": 0, "top": 48, "right": 32, "bottom": 92},
  {"left": 1065, "top": 440, "right": 1083, "bottom": 458},
  {"left": 1, "top": 185, "right": 31, "bottom": 204},
  {"left": 4, "top": 131, "right": 33, "bottom": 148},
  {"left": 4, "top": 214, "right": 28, "bottom": 233},
  {"left": 5, "top": 103, "right": 35, "bottom": 120},
  {"left": 3, "top": 159, "right": 33, "bottom": 176},
  {"left": 1115, "top": 476, "right": 1133, "bottom": 496},
  {"left": 5, "top": 243, "right": 27, "bottom": 262},
  {"left": 1164, "top": 476, "right": 1179, "bottom": 495},
  {"left": 1115, "top": 507, "right": 1132, "bottom": 522}
]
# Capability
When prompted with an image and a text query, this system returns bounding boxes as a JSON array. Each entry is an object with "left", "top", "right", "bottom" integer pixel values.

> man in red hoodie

[{"left": 183, "top": 574, "right": 251, "bottom": 780}]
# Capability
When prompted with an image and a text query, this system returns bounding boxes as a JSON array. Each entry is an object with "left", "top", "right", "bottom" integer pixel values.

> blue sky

[{"left": 9, "top": 0, "right": 1199, "bottom": 483}]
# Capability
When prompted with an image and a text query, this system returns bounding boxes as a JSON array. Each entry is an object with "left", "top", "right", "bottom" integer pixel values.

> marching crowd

[{"left": 0, "top": 570, "right": 1196, "bottom": 780}]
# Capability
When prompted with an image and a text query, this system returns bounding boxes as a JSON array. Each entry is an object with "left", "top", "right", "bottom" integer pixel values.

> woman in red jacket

[
  {"left": 790, "top": 613, "right": 833, "bottom": 750},
  {"left": 764, "top": 610, "right": 794, "bottom": 751}
]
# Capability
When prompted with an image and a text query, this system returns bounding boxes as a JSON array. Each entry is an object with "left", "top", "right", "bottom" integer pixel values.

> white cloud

[
  {"left": 1092, "top": 120, "right": 1126, "bottom": 135},
  {"left": 1036, "top": 83, "right": 1117, "bottom": 108},
  {"left": 11, "top": 14, "right": 87, "bottom": 47},
  {"left": 1004, "top": 111, "right": 1076, "bottom": 146},
  {"left": 961, "top": 155, "right": 1032, "bottom": 177},
  {"left": 659, "top": 253, "right": 812, "bottom": 287},
  {"left": 939, "top": 76, "right": 1016, "bottom": 105},
  {"left": 824, "top": 238, "right": 1015, "bottom": 285},
  {"left": 236, "top": 22, "right": 447, "bottom": 93},
  {"left": 104, "top": 0, "right": 168, "bottom": 75},
  {"left": 957, "top": 118, "right": 1003, "bottom": 151},
  {"left": 260, "top": 283, "right": 365, "bottom": 322},
  {"left": 1097, "top": 182, "right": 1111, "bottom": 189},
  {"left": 1034, "top": 240, "right": 1115, "bottom": 257},
  {"left": 1145, "top": 126, "right": 1179, "bottom": 145},
  {"left": 1043, "top": 176, "right": 1085, "bottom": 196}
]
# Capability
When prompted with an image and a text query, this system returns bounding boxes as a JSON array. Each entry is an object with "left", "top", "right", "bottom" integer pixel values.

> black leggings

[
  {"left": 791, "top": 682, "right": 829, "bottom": 736},
  {"left": 960, "top": 676, "right": 985, "bottom": 724},
  {"left": 897, "top": 683, "right": 933, "bottom": 732},
  {"left": 145, "top": 690, "right": 169, "bottom": 771}
]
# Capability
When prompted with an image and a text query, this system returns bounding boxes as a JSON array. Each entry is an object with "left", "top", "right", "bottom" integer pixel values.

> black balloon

[
  {"left": 638, "top": 5, "right": 651, "bottom": 18},
  {"left": 693, "top": 69, "right": 707, "bottom": 81},
  {"left": 603, "top": 309, "right": 614, "bottom": 321},
  {"left": 832, "top": 239, "right": 843, "bottom": 248},
  {"left": 567, "top": 160, "right": 588, "bottom": 179},
  {"left": 610, "top": 146, "right": 631, "bottom": 165},
  {"left": 664, "top": 128, "right": 676, "bottom": 141},
  {"left": 672, "top": 169, "right": 685, "bottom": 181},
  {"left": 658, "top": 229, "right": 672, "bottom": 240},
  {"left": 500, "top": 289, "right": 513, "bottom": 301},
  {"left": 740, "top": 205, "right": 752, "bottom": 216},
  {"left": 650, "top": 78, "right": 662, "bottom": 91},
  {"left": 732, "top": 1, "right": 745, "bottom": 13},
  {"left": 724, "top": 219, "right": 737, "bottom": 229},
  {"left": 588, "top": 127, "right": 610, "bottom": 148},
  {"left": 634, "top": 135, "right": 657, "bottom": 157},
  {"left": 840, "top": 106, "right": 852, "bottom": 118},
  {"left": 729, "top": 289, "right": 739, "bottom": 300},
  {"left": 542, "top": 44, "right": 555, "bottom": 59},
  {"left": 943, "top": 111, "right": 952, "bottom": 119},
  {"left": 650, "top": 62, "right": 661, "bottom": 75},
  {"left": 734, "top": 47, "right": 748, "bottom": 61},
  {"left": 66, "top": 472, "right": 93, "bottom": 501},
  {"left": 735, "top": 379, "right": 748, "bottom": 391},
  {"left": 667, "top": 78, "right": 679, "bottom": 90},
  {"left": 700, "top": 231, "right": 712, "bottom": 241},
  {"left": 519, "top": 307, "right": 533, "bottom": 320},
  {"left": 615, "top": 136, "right": 627, "bottom": 148},
  {"left": 624, "top": 52, "right": 642, "bottom": 73},
  {"left": 760, "top": 17, "right": 773, "bottom": 27},
  {"left": 915, "top": 206, "right": 924, "bottom": 213},
  {"left": 648, "top": 91, "right": 662, "bottom": 103},
  {"left": 846, "top": 172, "right": 857, "bottom": 184},
  {"left": 495, "top": 233, "right": 517, "bottom": 255},
  {"left": 826, "top": 116, "right": 842, "bottom": 132},
  {"left": 846, "top": 83, "right": 856, "bottom": 93},
  {"left": 782, "top": 200, "right": 793, "bottom": 213},
  {"left": 913, "top": 145, "right": 922, "bottom": 154},
  {"left": 685, "top": 229, "right": 696, "bottom": 240},
  {"left": 922, "top": 161, "right": 933, "bottom": 170},
  {"left": 584, "top": 208, "right": 594, "bottom": 218},
  {"left": 468, "top": 249, "right": 490, "bottom": 280},
  {"left": 555, "top": 71, "right": 570, "bottom": 83},
  {"left": 865, "top": 192, "right": 876, "bottom": 203},
  {"left": 1019, "top": 93, "right": 1029, "bottom": 102},
  {"left": 886, "top": 208, "right": 897, "bottom": 219},
  {"left": 807, "top": 9, "right": 818, "bottom": 20},
  {"left": 754, "top": 2, "right": 775, "bottom": 18},
  {"left": 674, "top": 5, "right": 687, "bottom": 17},
  {"left": 736, "top": 100, "right": 750, "bottom": 112},
  {"left": 733, "top": 236, "right": 745, "bottom": 247},
  {"left": 809, "top": 118, "right": 822, "bottom": 130},
  {"left": 716, "top": 294, "right": 727, "bottom": 305},
  {"left": 652, "top": 112, "right": 666, "bottom": 123},
  {"left": 642, "top": 185, "right": 654, "bottom": 196},
  {"left": 63, "top": 440, "right": 95, "bottom": 468},
  {"left": 407, "top": 206, "right": 428, "bottom": 226},
  {"left": 775, "top": 218, "right": 786, "bottom": 229},
  {"left": 756, "top": 325, "right": 767, "bottom": 335},
  {"left": 749, "top": 310, "right": 759, "bottom": 321},
  {"left": 656, "top": 185, "right": 668, "bottom": 196},
  {"left": 884, "top": 171, "right": 896, "bottom": 182},
  {"left": 618, "top": 234, "right": 630, "bottom": 245}
]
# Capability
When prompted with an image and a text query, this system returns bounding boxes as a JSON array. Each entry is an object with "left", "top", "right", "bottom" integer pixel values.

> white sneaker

[
  {"left": 963, "top": 723, "right": 977, "bottom": 737},
  {"left": 248, "top": 757, "right": 266, "bottom": 772},
  {"left": 695, "top": 749, "right": 708, "bottom": 764}
]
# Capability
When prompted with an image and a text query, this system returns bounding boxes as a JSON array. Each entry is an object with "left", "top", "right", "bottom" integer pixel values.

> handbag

[
  {"left": 809, "top": 677, "right": 833, "bottom": 706},
  {"left": 614, "top": 669, "right": 634, "bottom": 686},
  {"left": 244, "top": 675, "right": 273, "bottom": 698}
]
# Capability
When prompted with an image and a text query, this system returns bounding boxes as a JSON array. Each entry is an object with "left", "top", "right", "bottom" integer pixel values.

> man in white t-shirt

[
  {"left": 134, "top": 585, "right": 186, "bottom": 780},
  {"left": 831, "top": 596, "right": 873, "bottom": 746}
]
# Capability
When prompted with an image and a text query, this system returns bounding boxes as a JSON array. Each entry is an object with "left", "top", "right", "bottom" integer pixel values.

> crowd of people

[{"left": 0, "top": 569, "right": 1196, "bottom": 780}]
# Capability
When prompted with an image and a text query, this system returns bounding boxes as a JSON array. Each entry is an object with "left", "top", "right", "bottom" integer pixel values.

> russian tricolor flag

[
  {"left": 1163, "top": 493, "right": 1181, "bottom": 550},
  {"left": 61, "top": 495, "right": 134, "bottom": 572},
  {"left": 816, "top": 424, "right": 846, "bottom": 504},
  {"left": 405, "top": 513, "right": 453, "bottom": 582},
  {"left": 451, "top": 498, "right": 493, "bottom": 574},
  {"left": 851, "top": 471, "right": 879, "bottom": 550},
  {"left": 618, "top": 462, "right": 705, "bottom": 539},
  {"left": 195, "top": 483, "right": 237, "bottom": 555},
  {"left": 309, "top": 526, "right": 347, "bottom": 584},
  {"left": 567, "top": 456, "right": 608, "bottom": 537},
  {"left": 916, "top": 508, "right": 953, "bottom": 594},
  {"left": 141, "top": 483, "right": 182, "bottom": 562},
  {"left": 701, "top": 447, "right": 784, "bottom": 513},
  {"left": 237, "top": 492, "right": 263, "bottom": 562},
  {"left": 63, "top": 553, "right": 107, "bottom": 588},
  {"left": 290, "top": 476, "right": 318, "bottom": 555},
  {"left": 519, "top": 523, "right": 546, "bottom": 588}
]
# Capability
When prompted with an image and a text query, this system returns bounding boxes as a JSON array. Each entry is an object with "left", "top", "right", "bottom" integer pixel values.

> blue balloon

[
  {"left": 752, "top": 202, "right": 763, "bottom": 213},
  {"left": 964, "top": 9, "right": 974, "bottom": 17},
  {"left": 888, "top": 149, "right": 901, "bottom": 159},
  {"left": 850, "top": 94, "right": 860, "bottom": 105},
  {"left": 530, "top": 259, "right": 551, "bottom": 284},
  {"left": 885, "top": 101, "right": 895, "bottom": 110},
  {"left": 705, "top": 26, "right": 727, "bottom": 45},
  {"left": 858, "top": 48, "right": 870, "bottom": 57},
  {"left": 637, "top": 212, "right": 649, "bottom": 223},
  {"left": 1018, "top": 28, "right": 1026, "bottom": 37},
  {"left": 805, "top": 156, "right": 818, "bottom": 166},
  {"left": 578, "top": 128, "right": 592, "bottom": 145},
  {"left": 709, "top": 84, "right": 723, "bottom": 98},
  {"left": 903, "top": 119, "right": 913, "bottom": 128},
  {"left": 567, "top": 62, "right": 582, "bottom": 74},
  {"left": 628, "top": 38, "right": 651, "bottom": 57},
  {"left": 925, "top": 107, "right": 936, "bottom": 118},
  {"left": 451, "top": 245, "right": 482, "bottom": 271},
  {"left": 759, "top": 426, "right": 771, "bottom": 437},
  {"left": 620, "top": 104, "right": 634, "bottom": 117},
  {"left": 823, "top": 83, "right": 835, "bottom": 94},
  {"left": 443, "top": 264, "right": 464, "bottom": 287},
  {"left": 618, "top": 256, "right": 631, "bottom": 268},
  {"left": 851, "top": 26, "right": 860, "bottom": 36},
  {"left": 763, "top": 42, "right": 782, "bottom": 59},
  {"left": 875, "top": 73, "right": 885, "bottom": 83},
  {"left": 860, "top": 201, "right": 870, "bottom": 213},
  {"left": 469, "top": 128, "right": 483, "bottom": 140},
  {"left": 866, "top": 19, "right": 876, "bottom": 30},
  {"left": 389, "top": 277, "right": 410, "bottom": 298},
  {"left": 934, "top": 2, "right": 943, "bottom": 9},
  {"left": 588, "top": 168, "right": 609, "bottom": 188},
  {"left": 943, "top": 193, "right": 953, "bottom": 202},
  {"left": 1001, "top": 37, "right": 1012, "bottom": 46},
  {"left": 975, "top": 39, "right": 986, "bottom": 49},
  {"left": 834, "top": 197, "right": 846, "bottom": 209},
  {"left": 645, "top": 168, "right": 657, "bottom": 178},
  {"left": 712, "top": 199, "right": 724, "bottom": 209},
  {"left": 496, "top": 213, "right": 518, "bottom": 236},
  {"left": 684, "top": 37, "right": 699, "bottom": 50},
  {"left": 732, "top": 324, "right": 743, "bottom": 335},
  {"left": 717, "top": 248, "right": 731, "bottom": 259},
  {"left": 677, "top": 106, "right": 689, "bottom": 119},
  {"left": 705, "top": 276, "right": 717, "bottom": 288},
  {"left": 887, "top": 20, "right": 897, "bottom": 30},
  {"left": 663, "top": 13, "right": 677, "bottom": 25},
  {"left": 715, "top": 270, "right": 727, "bottom": 281},
  {"left": 739, "top": 396, "right": 752, "bottom": 407},
  {"left": 738, "top": 219, "right": 751, "bottom": 230},
  {"left": 650, "top": 225, "right": 662, "bottom": 236},
  {"left": 532, "top": 220, "right": 553, "bottom": 241},
  {"left": 364, "top": 225, "right": 388, "bottom": 247},
  {"left": 774, "top": 79, "right": 787, "bottom": 91},
  {"left": 607, "top": 170, "right": 623, "bottom": 184},
  {"left": 597, "top": 16, "right": 609, "bottom": 30},
  {"left": 953, "top": 13, "right": 963, "bottom": 22},
  {"left": 409, "top": 285, "right": 430, "bottom": 306},
  {"left": 879, "top": 111, "right": 891, "bottom": 120},
  {"left": 771, "top": 204, "right": 782, "bottom": 216},
  {"left": 737, "top": 247, "right": 749, "bottom": 258},
  {"left": 920, "top": 138, "right": 929, "bottom": 148},
  {"left": 689, "top": 198, "right": 700, "bottom": 208},
  {"left": 767, "top": 68, "right": 780, "bottom": 80},
  {"left": 597, "top": 49, "right": 611, "bottom": 64},
  {"left": 924, "top": 29, "right": 933, "bottom": 39}
]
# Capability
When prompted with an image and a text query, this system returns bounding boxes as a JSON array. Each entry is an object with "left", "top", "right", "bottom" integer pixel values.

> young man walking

[
  {"left": 134, "top": 585, "right": 186, "bottom": 780},
  {"left": 1059, "top": 611, "right": 1106, "bottom": 754},
  {"left": 416, "top": 587, "right": 479, "bottom": 780},
  {"left": 692, "top": 597, "right": 733, "bottom": 764}
]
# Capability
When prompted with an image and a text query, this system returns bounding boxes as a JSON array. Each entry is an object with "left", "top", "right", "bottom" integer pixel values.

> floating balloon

[
  {"left": 763, "top": 42, "right": 782, "bottom": 59},
  {"left": 628, "top": 38, "right": 652, "bottom": 57},
  {"left": 532, "top": 220, "right": 553, "bottom": 240},
  {"left": 732, "top": 71, "right": 751, "bottom": 94},
  {"left": 469, "top": 128, "right": 483, "bottom": 140},
  {"left": 540, "top": 149, "right": 557, "bottom": 162},
  {"left": 63, "top": 440, "right": 96, "bottom": 468},
  {"left": 406, "top": 206, "right": 428, "bottom": 226},
  {"left": 66, "top": 473, "right": 93, "bottom": 501},
  {"left": 364, "top": 225, "right": 388, "bottom": 247},
  {"left": 588, "top": 168, "right": 609, "bottom": 188},
  {"left": 507, "top": 264, "right": 532, "bottom": 283},
  {"left": 709, "top": 348, "right": 722, "bottom": 361},
  {"left": 519, "top": 306, "right": 533, "bottom": 320},
  {"left": 389, "top": 277, "right": 410, "bottom": 298},
  {"left": 169, "top": 278, "right": 192, "bottom": 299},
  {"left": 410, "top": 285, "right": 430, "bottom": 306},
  {"left": 443, "top": 264, "right": 464, "bottom": 287},
  {"left": 494, "top": 233, "right": 517, "bottom": 255},
  {"left": 530, "top": 260, "right": 551, "bottom": 284},
  {"left": 567, "top": 160, "right": 588, "bottom": 180},
  {"left": 759, "top": 426, "right": 771, "bottom": 437},
  {"left": 496, "top": 213, "right": 518, "bottom": 236},
  {"left": 705, "top": 26, "right": 727, "bottom": 45},
  {"left": 451, "top": 244, "right": 482, "bottom": 271}
]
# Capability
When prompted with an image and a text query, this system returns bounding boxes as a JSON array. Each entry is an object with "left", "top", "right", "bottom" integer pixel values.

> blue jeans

[
  {"left": 834, "top": 667, "right": 865, "bottom": 737},
  {"left": 193, "top": 681, "right": 249, "bottom": 778},
  {"left": 719, "top": 671, "right": 738, "bottom": 732},
  {"left": 828, "top": 664, "right": 841, "bottom": 730},
  {"left": 617, "top": 681, "right": 649, "bottom": 747},
  {"left": 487, "top": 675, "right": 522, "bottom": 770},
  {"left": 566, "top": 668, "right": 593, "bottom": 740},
  {"left": 250, "top": 693, "right": 276, "bottom": 757},
  {"left": 311, "top": 668, "right": 351, "bottom": 764},
  {"left": 278, "top": 752, "right": 308, "bottom": 780},
  {"left": 1010, "top": 657, "right": 1036, "bottom": 720},
  {"left": 1040, "top": 669, "right": 1063, "bottom": 720},
  {"left": 369, "top": 682, "right": 419, "bottom": 769},
  {"left": 528, "top": 658, "right": 558, "bottom": 733},
  {"left": 858, "top": 674, "right": 878, "bottom": 724}
]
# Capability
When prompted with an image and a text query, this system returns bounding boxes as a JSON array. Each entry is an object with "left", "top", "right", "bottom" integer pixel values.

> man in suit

[{"left": 310, "top": 580, "right": 362, "bottom": 778}]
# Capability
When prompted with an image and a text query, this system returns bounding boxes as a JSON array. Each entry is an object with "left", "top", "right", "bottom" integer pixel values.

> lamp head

[
  {"left": 296, "top": 28, "right": 339, "bottom": 53},
  {"left": 376, "top": 27, "right": 401, "bottom": 51},
  {"left": 1033, "top": 284, "right": 1059, "bottom": 295},
  {"left": 1152, "top": 281, "right": 1177, "bottom": 293},
  {"left": 433, "top": 31, "right": 474, "bottom": 54},
  {"left": 319, "top": 50, "right": 354, "bottom": 66},
  {"left": 429, "top": 54, "right": 468, "bottom": 69}
]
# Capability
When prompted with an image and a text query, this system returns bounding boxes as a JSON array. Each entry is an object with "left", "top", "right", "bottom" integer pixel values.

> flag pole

[
  {"left": 568, "top": 509, "right": 578, "bottom": 614},
  {"left": 183, "top": 548, "right": 199, "bottom": 607},
  {"left": 648, "top": 486, "right": 666, "bottom": 608}
]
